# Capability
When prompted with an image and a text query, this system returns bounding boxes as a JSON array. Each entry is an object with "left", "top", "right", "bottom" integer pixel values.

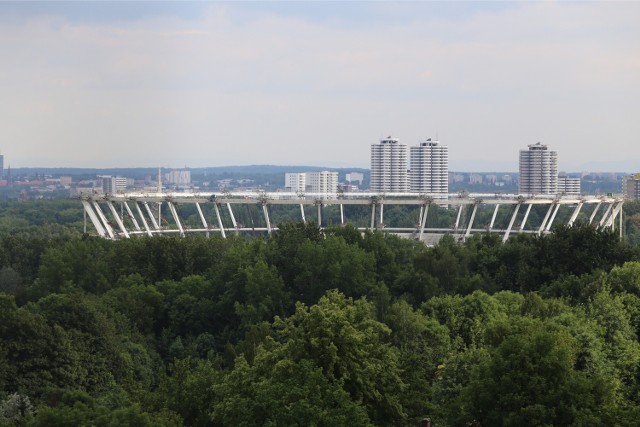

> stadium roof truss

[{"left": 77, "top": 192, "right": 624, "bottom": 243}]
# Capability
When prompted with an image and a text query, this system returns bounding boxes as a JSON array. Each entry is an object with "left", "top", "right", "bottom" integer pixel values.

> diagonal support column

[
  {"left": 605, "top": 202, "right": 623, "bottom": 229},
  {"left": 300, "top": 204, "right": 306, "bottom": 224},
  {"left": 503, "top": 203, "right": 521, "bottom": 242},
  {"left": 195, "top": 202, "right": 209, "bottom": 238},
  {"left": 93, "top": 201, "right": 115, "bottom": 239},
  {"left": 519, "top": 203, "right": 533, "bottom": 232},
  {"left": 568, "top": 202, "right": 584, "bottom": 227},
  {"left": 144, "top": 202, "right": 160, "bottom": 230},
  {"left": 167, "top": 202, "right": 185, "bottom": 237},
  {"left": 81, "top": 200, "right": 107, "bottom": 238},
  {"left": 135, "top": 202, "right": 153, "bottom": 236},
  {"left": 263, "top": 204, "right": 272, "bottom": 234},
  {"left": 107, "top": 201, "right": 130, "bottom": 238},
  {"left": 340, "top": 203, "right": 344, "bottom": 225},
  {"left": 213, "top": 203, "right": 226, "bottom": 238},
  {"left": 545, "top": 203, "right": 562, "bottom": 232},
  {"left": 227, "top": 203, "right": 238, "bottom": 234},
  {"left": 489, "top": 204, "right": 500, "bottom": 231},
  {"left": 379, "top": 203, "right": 384, "bottom": 228},
  {"left": 599, "top": 203, "right": 614, "bottom": 227},
  {"left": 589, "top": 202, "right": 602, "bottom": 225},
  {"left": 370, "top": 203, "right": 376, "bottom": 229},
  {"left": 538, "top": 203, "right": 555, "bottom": 235},
  {"left": 419, "top": 203, "right": 430, "bottom": 241},
  {"left": 454, "top": 205, "right": 463, "bottom": 231},
  {"left": 123, "top": 202, "right": 141, "bottom": 232},
  {"left": 465, "top": 203, "right": 479, "bottom": 238}
]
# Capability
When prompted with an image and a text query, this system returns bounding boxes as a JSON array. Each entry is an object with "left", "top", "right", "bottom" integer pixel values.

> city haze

[{"left": 1, "top": 1, "right": 639, "bottom": 171}]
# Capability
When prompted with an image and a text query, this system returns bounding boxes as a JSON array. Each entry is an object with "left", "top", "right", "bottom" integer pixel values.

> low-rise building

[{"left": 558, "top": 176, "right": 581, "bottom": 195}]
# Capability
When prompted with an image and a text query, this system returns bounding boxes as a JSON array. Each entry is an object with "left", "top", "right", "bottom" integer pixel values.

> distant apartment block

[
  {"left": 409, "top": 139, "right": 448, "bottom": 193},
  {"left": 558, "top": 176, "right": 581, "bottom": 195},
  {"left": 469, "top": 174, "right": 483, "bottom": 185},
  {"left": 307, "top": 171, "right": 338, "bottom": 193},
  {"left": 166, "top": 169, "right": 191, "bottom": 185},
  {"left": 449, "top": 173, "right": 465, "bottom": 183},
  {"left": 101, "top": 176, "right": 128, "bottom": 194},
  {"left": 519, "top": 142, "right": 558, "bottom": 194},
  {"left": 285, "top": 172, "right": 307, "bottom": 192},
  {"left": 623, "top": 174, "right": 640, "bottom": 200},
  {"left": 285, "top": 171, "right": 338, "bottom": 193},
  {"left": 346, "top": 172, "right": 364, "bottom": 185},
  {"left": 370, "top": 137, "right": 408, "bottom": 192}
]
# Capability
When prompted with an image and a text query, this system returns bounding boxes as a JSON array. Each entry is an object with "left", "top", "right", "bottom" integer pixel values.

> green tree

[
  {"left": 212, "top": 355, "right": 370, "bottom": 427},
  {"left": 272, "top": 290, "right": 406, "bottom": 424},
  {"left": 454, "top": 318, "right": 618, "bottom": 426},
  {"left": 384, "top": 300, "right": 451, "bottom": 425}
]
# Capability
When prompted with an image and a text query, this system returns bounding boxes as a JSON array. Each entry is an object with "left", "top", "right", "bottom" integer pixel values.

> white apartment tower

[
  {"left": 519, "top": 142, "right": 558, "bottom": 194},
  {"left": 409, "top": 138, "right": 448, "bottom": 193},
  {"left": 102, "top": 176, "right": 128, "bottom": 194},
  {"left": 285, "top": 173, "right": 307, "bottom": 192},
  {"left": 370, "top": 137, "right": 408, "bottom": 192},
  {"left": 307, "top": 171, "right": 338, "bottom": 193},
  {"left": 285, "top": 171, "right": 338, "bottom": 193},
  {"left": 166, "top": 169, "right": 191, "bottom": 185}
]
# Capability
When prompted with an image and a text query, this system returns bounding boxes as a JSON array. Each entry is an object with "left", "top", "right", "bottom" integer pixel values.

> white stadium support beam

[
  {"left": 195, "top": 202, "right": 209, "bottom": 238},
  {"left": 123, "top": 202, "right": 141, "bottom": 232},
  {"left": 263, "top": 204, "right": 272, "bottom": 234},
  {"left": 465, "top": 202, "right": 479, "bottom": 238},
  {"left": 599, "top": 203, "right": 614, "bottom": 227},
  {"left": 538, "top": 203, "right": 555, "bottom": 235},
  {"left": 454, "top": 205, "right": 463, "bottom": 231},
  {"left": 370, "top": 203, "right": 376, "bottom": 230},
  {"left": 134, "top": 202, "right": 153, "bottom": 237},
  {"left": 489, "top": 204, "right": 500, "bottom": 231},
  {"left": 503, "top": 203, "right": 521, "bottom": 243},
  {"left": 213, "top": 203, "right": 226, "bottom": 239},
  {"left": 589, "top": 202, "right": 602, "bottom": 225},
  {"left": 568, "top": 202, "right": 584, "bottom": 227},
  {"left": 605, "top": 202, "right": 624, "bottom": 229},
  {"left": 143, "top": 202, "right": 160, "bottom": 231},
  {"left": 227, "top": 203, "right": 238, "bottom": 230},
  {"left": 107, "top": 201, "right": 130, "bottom": 239},
  {"left": 545, "top": 203, "right": 562, "bottom": 232},
  {"left": 93, "top": 201, "right": 115, "bottom": 239},
  {"left": 419, "top": 203, "right": 430, "bottom": 241},
  {"left": 519, "top": 203, "right": 533, "bottom": 233},
  {"left": 81, "top": 200, "right": 107, "bottom": 238},
  {"left": 167, "top": 202, "right": 185, "bottom": 238},
  {"left": 78, "top": 192, "right": 621, "bottom": 242}
]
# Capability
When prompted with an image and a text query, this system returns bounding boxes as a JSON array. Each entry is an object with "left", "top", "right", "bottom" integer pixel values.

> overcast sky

[{"left": 1, "top": 1, "right": 639, "bottom": 171}]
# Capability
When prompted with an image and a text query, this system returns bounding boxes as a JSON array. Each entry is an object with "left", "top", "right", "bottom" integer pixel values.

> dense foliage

[{"left": 2, "top": 202, "right": 640, "bottom": 425}]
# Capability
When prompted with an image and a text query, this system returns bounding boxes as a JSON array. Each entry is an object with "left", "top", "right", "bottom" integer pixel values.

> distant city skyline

[{"left": 1, "top": 2, "right": 639, "bottom": 171}]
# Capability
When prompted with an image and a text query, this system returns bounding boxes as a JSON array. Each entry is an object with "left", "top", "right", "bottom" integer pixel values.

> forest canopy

[{"left": 2, "top": 202, "right": 640, "bottom": 425}]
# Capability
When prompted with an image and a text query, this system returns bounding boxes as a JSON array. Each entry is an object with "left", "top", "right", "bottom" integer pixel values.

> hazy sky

[{"left": 1, "top": 1, "right": 639, "bottom": 171}]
